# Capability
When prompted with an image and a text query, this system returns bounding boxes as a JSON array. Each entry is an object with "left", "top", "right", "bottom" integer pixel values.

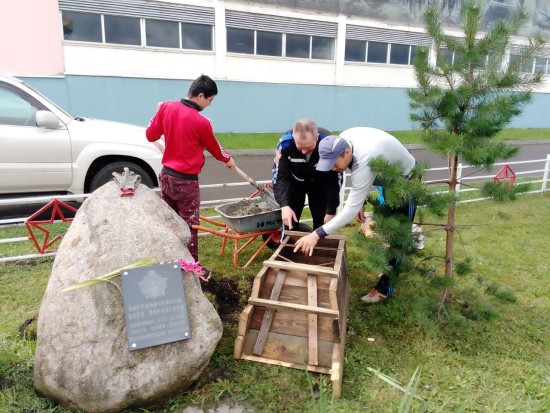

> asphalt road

[
  {"left": 200, "top": 140, "right": 550, "bottom": 202},
  {"left": 1, "top": 141, "right": 549, "bottom": 221}
]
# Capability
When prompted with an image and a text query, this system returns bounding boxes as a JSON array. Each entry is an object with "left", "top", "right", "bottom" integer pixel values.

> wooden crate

[{"left": 234, "top": 231, "right": 348, "bottom": 397}]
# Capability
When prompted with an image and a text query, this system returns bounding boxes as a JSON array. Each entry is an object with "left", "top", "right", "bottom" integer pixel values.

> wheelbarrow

[{"left": 191, "top": 198, "right": 283, "bottom": 268}]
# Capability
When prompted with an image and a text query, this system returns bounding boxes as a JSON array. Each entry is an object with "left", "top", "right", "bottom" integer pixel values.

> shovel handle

[
  {"left": 234, "top": 166, "right": 263, "bottom": 192},
  {"left": 234, "top": 166, "right": 279, "bottom": 207}
]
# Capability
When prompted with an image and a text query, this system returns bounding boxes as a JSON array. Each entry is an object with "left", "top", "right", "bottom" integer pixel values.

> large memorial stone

[{"left": 34, "top": 181, "right": 223, "bottom": 413}]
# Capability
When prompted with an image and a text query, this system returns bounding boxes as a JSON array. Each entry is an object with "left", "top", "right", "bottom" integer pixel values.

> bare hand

[
  {"left": 225, "top": 158, "right": 236, "bottom": 170},
  {"left": 281, "top": 206, "right": 297, "bottom": 229},
  {"left": 293, "top": 232, "right": 320, "bottom": 256},
  {"left": 324, "top": 214, "right": 335, "bottom": 224},
  {"left": 356, "top": 208, "right": 365, "bottom": 223}
]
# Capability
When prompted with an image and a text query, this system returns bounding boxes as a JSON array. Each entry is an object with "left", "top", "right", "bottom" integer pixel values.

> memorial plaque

[{"left": 121, "top": 263, "right": 191, "bottom": 351}]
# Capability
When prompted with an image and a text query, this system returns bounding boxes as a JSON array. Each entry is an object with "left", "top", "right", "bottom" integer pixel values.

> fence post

[
  {"left": 455, "top": 163, "right": 463, "bottom": 198},
  {"left": 542, "top": 154, "right": 550, "bottom": 193}
]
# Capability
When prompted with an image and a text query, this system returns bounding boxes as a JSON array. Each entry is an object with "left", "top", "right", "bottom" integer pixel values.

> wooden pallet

[{"left": 234, "top": 231, "right": 348, "bottom": 398}]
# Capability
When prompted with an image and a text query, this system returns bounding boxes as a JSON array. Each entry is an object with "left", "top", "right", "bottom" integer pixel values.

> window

[
  {"left": 0, "top": 85, "right": 38, "bottom": 126},
  {"left": 257, "top": 31, "right": 282, "bottom": 57},
  {"left": 61, "top": 10, "right": 213, "bottom": 51},
  {"left": 227, "top": 28, "right": 254, "bottom": 54},
  {"left": 535, "top": 57, "right": 548, "bottom": 74},
  {"left": 438, "top": 48, "right": 454, "bottom": 66},
  {"left": 104, "top": 15, "right": 140, "bottom": 46},
  {"left": 510, "top": 55, "right": 535, "bottom": 73},
  {"left": 286, "top": 34, "right": 310, "bottom": 58},
  {"left": 473, "top": 54, "right": 488, "bottom": 69},
  {"left": 146, "top": 19, "right": 179, "bottom": 48},
  {"left": 346, "top": 39, "right": 418, "bottom": 65},
  {"left": 182, "top": 23, "right": 212, "bottom": 51},
  {"left": 389, "top": 43, "right": 409, "bottom": 65},
  {"left": 312, "top": 36, "right": 334, "bottom": 60},
  {"left": 62, "top": 11, "right": 102, "bottom": 42},
  {"left": 410, "top": 46, "right": 417, "bottom": 64},
  {"left": 367, "top": 42, "right": 388, "bottom": 63},
  {"left": 226, "top": 28, "right": 333, "bottom": 60},
  {"left": 345, "top": 39, "right": 366, "bottom": 62}
]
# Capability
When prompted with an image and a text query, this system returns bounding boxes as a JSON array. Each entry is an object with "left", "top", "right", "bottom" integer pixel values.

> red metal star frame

[
  {"left": 25, "top": 199, "right": 78, "bottom": 253},
  {"left": 494, "top": 164, "right": 516, "bottom": 186}
]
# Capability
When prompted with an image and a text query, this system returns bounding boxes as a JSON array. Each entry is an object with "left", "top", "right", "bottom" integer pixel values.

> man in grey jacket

[{"left": 293, "top": 127, "right": 417, "bottom": 303}]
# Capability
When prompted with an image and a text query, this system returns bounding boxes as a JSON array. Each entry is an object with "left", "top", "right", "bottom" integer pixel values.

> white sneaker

[{"left": 412, "top": 223, "right": 425, "bottom": 250}]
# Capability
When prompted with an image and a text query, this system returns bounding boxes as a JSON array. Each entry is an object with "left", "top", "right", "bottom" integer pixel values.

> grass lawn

[
  {"left": 1, "top": 194, "right": 549, "bottom": 412},
  {"left": 215, "top": 128, "right": 550, "bottom": 150}
]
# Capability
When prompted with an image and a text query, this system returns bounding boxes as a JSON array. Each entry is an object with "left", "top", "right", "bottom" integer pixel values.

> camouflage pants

[{"left": 160, "top": 172, "right": 200, "bottom": 261}]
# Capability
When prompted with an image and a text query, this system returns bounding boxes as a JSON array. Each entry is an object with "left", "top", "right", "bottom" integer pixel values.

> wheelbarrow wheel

[{"left": 263, "top": 223, "right": 313, "bottom": 250}]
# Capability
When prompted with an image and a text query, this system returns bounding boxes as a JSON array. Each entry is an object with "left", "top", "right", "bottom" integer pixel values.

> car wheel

[
  {"left": 89, "top": 161, "right": 155, "bottom": 193},
  {"left": 262, "top": 222, "right": 313, "bottom": 250}
]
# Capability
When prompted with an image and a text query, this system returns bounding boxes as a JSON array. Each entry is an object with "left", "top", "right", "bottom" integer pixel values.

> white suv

[{"left": 0, "top": 75, "right": 163, "bottom": 195}]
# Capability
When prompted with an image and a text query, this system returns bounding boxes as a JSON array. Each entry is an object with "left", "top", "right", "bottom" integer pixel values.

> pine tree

[{"left": 408, "top": 0, "right": 546, "bottom": 303}]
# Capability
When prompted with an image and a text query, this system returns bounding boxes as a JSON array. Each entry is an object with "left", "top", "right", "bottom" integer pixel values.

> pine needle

[{"left": 62, "top": 256, "right": 158, "bottom": 292}]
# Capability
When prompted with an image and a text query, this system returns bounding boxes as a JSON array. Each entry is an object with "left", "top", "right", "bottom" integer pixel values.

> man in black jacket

[{"left": 272, "top": 119, "right": 341, "bottom": 230}]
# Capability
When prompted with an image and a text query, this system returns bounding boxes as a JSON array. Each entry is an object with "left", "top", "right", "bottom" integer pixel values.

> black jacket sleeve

[{"left": 273, "top": 147, "right": 292, "bottom": 207}]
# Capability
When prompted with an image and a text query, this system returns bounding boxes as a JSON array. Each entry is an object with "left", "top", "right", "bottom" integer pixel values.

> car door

[{"left": 0, "top": 80, "right": 72, "bottom": 194}]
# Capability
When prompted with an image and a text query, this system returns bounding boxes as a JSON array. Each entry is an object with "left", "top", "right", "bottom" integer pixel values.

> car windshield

[{"left": 20, "top": 80, "right": 73, "bottom": 118}]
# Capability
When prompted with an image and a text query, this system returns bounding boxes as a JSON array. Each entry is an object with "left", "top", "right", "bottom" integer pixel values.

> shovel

[{"left": 234, "top": 166, "right": 279, "bottom": 208}]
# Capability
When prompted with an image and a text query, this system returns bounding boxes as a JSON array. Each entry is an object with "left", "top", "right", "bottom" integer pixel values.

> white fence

[{"left": 1, "top": 155, "right": 549, "bottom": 263}]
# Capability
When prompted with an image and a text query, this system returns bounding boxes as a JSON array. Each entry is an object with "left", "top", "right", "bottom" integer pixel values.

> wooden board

[
  {"left": 307, "top": 274, "right": 318, "bottom": 366},
  {"left": 248, "top": 306, "right": 338, "bottom": 342},
  {"left": 242, "top": 329, "right": 334, "bottom": 368},
  {"left": 253, "top": 270, "right": 287, "bottom": 356}
]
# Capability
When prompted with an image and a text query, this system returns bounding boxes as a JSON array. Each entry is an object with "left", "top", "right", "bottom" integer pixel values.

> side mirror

[{"left": 36, "top": 110, "right": 61, "bottom": 129}]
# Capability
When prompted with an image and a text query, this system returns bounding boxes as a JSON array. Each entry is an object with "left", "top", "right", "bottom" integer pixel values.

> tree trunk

[{"left": 444, "top": 155, "right": 459, "bottom": 297}]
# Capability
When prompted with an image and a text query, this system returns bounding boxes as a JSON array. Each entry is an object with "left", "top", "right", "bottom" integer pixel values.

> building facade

[{"left": 2, "top": 0, "right": 549, "bottom": 132}]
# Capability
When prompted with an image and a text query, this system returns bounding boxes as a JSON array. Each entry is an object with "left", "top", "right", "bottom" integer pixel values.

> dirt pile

[{"left": 222, "top": 200, "right": 276, "bottom": 217}]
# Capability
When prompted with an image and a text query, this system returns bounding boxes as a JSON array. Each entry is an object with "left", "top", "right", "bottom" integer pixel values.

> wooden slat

[
  {"left": 234, "top": 336, "right": 244, "bottom": 359},
  {"left": 253, "top": 270, "right": 287, "bottom": 355},
  {"left": 283, "top": 243, "right": 341, "bottom": 251},
  {"left": 249, "top": 306, "right": 337, "bottom": 341},
  {"left": 307, "top": 274, "right": 318, "bottom": 366},
  {"left": 242, "top": 329, "right": 334, "bottom": 368},
  {"left": 262, "top": 268, "right": 333, "bottom": 290},
  {"left": 329, "top": 278, "right": 338, "bottom": 311},
  {"left": 284, "top": 231, "right": 346, "bottom": 240},
  {"left": 263, "top": 260, "right": 339, "bottom": 277},
  {"left": 237, "top": 305, "right": 255, "bottom": 337},
  {"left": 241, "top": 354, "right": 331, "bottom": 375},
  {"left": 331, "top": 318, "right": 341, "bottom": 343},
  {"left": 250, "top": 266, "right": 270, "bottom": 299},
  {"left": 331, "top": 270, "right": 349, "bottom": 399},
  {"left": 331, "top": 342, "right": 341, "bottom": 396},
  {"left": 334, "top": 240, "right": 344, "bottom": 275},
  {"left": 259, "top": 272, "right": 332, "bottom": 307},
  {"left": 248, "top": 298, "right": 339, "bottom": 316}
]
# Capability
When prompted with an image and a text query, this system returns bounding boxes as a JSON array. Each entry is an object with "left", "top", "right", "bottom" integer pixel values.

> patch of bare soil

[{"left": 200, "top": 277, "right": 241, "bottom": 325}]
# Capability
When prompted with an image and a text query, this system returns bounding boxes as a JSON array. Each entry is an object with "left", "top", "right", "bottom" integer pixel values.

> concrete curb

[{"left": 221, "top": 140, "right": 550, "bottom": 157}]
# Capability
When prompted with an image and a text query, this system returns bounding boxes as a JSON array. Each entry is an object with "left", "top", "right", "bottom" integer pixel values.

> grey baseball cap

[{"left": 317, "top": 135, "right": 348, "bottom": 171}]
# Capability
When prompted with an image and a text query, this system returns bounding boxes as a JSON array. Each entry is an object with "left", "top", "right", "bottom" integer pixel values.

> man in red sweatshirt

[{"left": 146, "top": 74, "right": 236, "bottom": 262}]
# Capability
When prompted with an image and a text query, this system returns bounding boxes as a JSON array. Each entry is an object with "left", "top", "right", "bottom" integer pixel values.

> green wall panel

[{"left": 21, "top": 75, "right": 550, "bottom": 133}]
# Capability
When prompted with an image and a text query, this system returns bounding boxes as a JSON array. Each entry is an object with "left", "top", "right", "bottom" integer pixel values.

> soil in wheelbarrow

[{"left": 223, "top": 200, "right": 275, "bottom": 217}]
